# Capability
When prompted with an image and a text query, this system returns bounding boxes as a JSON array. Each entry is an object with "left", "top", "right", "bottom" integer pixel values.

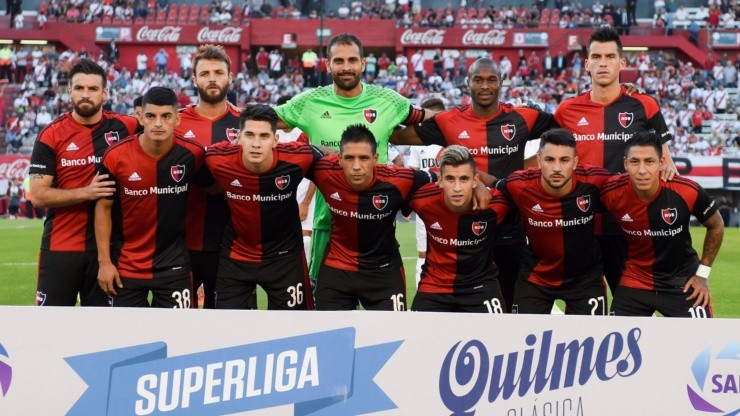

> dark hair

[
  {"left": 587, "top": 26, "right": 623, "bottom": 57},
  {"left": 69, "top": 59, "right": 107, "bottom": 88},
  {"left": 239, "top": 104, "right": 278, "bottom": 132},
  {"left": 340, "top": 124, "right": 376, "bottom": 154},
  {"left": 625, "top": 130, "right": 662, "bottom": 158},
  {"left": 420, "top": 97, "right": 445, "bottom": 111},
  {"left": 276, "top": 94, "right": 293, "bottom": 106},
  {"left": 327, "top": 33, "right": 364, "bottom": 59},
  {"left": 193, "top": 44, "right": 232, "bottom": 75},
  {"left": 439, "top": 145, "right": 476, "bottom": 174},
  {"left": 133, "top": 96, "right": 143, "bottom": 108},
  {"left": 539, "top": 128, "right": 576, "bottom": 149},
  {"left": 468, "top": 57, "right": 501, "bottom": 78},
  {"left": 142, "top": 87, "right": 178, "bottom": 108}
]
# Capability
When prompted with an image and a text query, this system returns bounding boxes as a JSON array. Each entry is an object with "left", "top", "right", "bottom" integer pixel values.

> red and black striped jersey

[
  {"left": 205, "top": 141, "right": 323, "bottom": 263},
  {"left": 99, "top": 135, "right": 207, "bottom": 280},
  {"left": 408, "top": 183, "right": 509, "bottom": 294},
  {"left": 175, "top": 105, "right": 241, "bottom": 252},
  {"left": 309, "top": 156, "right": 434, "bottom": 271},
  {"left": 499, "top": 165, "right": 612, "bottom": 287},
  {"left": 29, "top": 111, "right": 140, "bottom": 252},
  {"left": 414, "top": 103, "right": 554, "bottom": 179},
  {"left": 600, "top": 175, "right": 717, "bottom": 292}
]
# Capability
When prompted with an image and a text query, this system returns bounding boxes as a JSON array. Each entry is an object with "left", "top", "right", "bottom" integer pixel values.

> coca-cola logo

[
  {"left": 0, "top": 157, "right": 30, "bottom": 180},
  {"left": 136, "top": 25, "right": 182, "bottom": 43},
  {"left": 400, "top": 29, "right": 446, "bottom": 45},
  {"left": 197, "top": 27, "right": 242, "bottom": 44},
  {"left": 461, "top": 29, "right": 507, "bottom": 46}
]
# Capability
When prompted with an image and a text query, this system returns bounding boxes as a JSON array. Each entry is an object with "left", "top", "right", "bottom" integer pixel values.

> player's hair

[
  {"left": 467, "top": 57, "right": 502, "bottom": 79},
  {"left": 142, "top": 87, "right": 178, "bottom": 108},
  {"left": 587, "top": 26, "right": 623, "bottom": 57},
  {"left": 69, "top": 59, "right": 107, "bottom": 88},
  {"left": 439, "top": 145, "right": 476, "bottom": 174},
  {"left": 539, "top": 128, "right": 576, "bottom": 149},
  {"left": 276, "top": 94, "right": 293, "bottom": 106},
  {"left": 192, "top": 44, "right": 232, "bottom": 75},
  {"left": 133, "top": 96, "right": 143, "bottom": 109},
  {"left": 327, "top": 33, "right": 364, "bottom": 59},
  {"left": 625, "top": 130, "right": 662, "bottom": 159},
  {"left": 420, "top": 97, "right": 445, "bottom": 111},
  {"left": 239, "top": 104, "right": 278, "bottom": 132},
  {"left": 340, "top": 124, "right": 377, "bottom": 154}
]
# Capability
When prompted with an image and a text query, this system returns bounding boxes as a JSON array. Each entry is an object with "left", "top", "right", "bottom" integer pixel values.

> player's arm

[
  {"left": 30, "top": 172, "right": 116, "bottom": 208},
  {"left": 390, "top": 125, "right": 424, "bottom": 145},
  {"left": 299, "top": 182, "right": 316, "bottom": 222},
  {"left": 661, "top": 142, "right": 678, "bottom": 181},
  {"left": 684, "top": 211, "right": 724, "bottom": 308},
  {"left": 94, "top": 197, "right": 121, "bottom": 297},
  {"left": 472, "top": 179, "right": 492, "bottom": 210},
  {"left": 477, "top": 171, "right": 498, "bottom": 188}
]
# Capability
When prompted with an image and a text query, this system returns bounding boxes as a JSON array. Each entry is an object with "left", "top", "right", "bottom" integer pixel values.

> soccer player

[
  {"left": 29, "top": 59, "right": 139, "bottom": 306},
  {"left": 174, "top": 44, "right": 241, "bottom": 309},
  {"left": 392, "top": 57, "right": 555, "bottom": 312},
  {"left": 408, "top": 145, "right": 509, "bottom": 313},
  {"left": 406, "top": 97, "right": 445, "bottom": 286},
  {"left": 498, "top": 128, "right": 612, "bottom": 315},
  {"left": 205, "top": 104, "right": 322, "bottom": 310},
  {"left": 275, "top": 33, "right": 431, "bottom": 286},
  {"left": 554, "top": 26, "right": 678, "bottom": 295},
  {"left": 600, "top": 131, "right": 724, "bottom": 318},
  {"left": 309, "top": 124, "right": 435, "bottom": 311},
  {"left": 95, "top": 87, "right": 210, "bottom": 308}
]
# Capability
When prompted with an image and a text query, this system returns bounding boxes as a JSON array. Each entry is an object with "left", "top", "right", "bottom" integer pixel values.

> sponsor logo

[
  {"left": 196, "top": 26, "right": 242, "bottom": 43},
  {"left": 618, "top": 112, "right": 634, "bottom": 128},
  {"left": 686, "top": 342, "right": 740, "bottom": 415},
  {"left": 66, "top": 142, "right": 79, "bottom": 152},
  {"left": 128, "top": 172, "right": 142, "bottom": 182},
  {"left": 364, "top": 109, "right": 377, "bottom": 124},
  {"left": 0, "top": 157, "right": 31, "bottom": 180},
  {"left": 35, "top": 291, "right": 46, "bottom": 306},
  {"left": 531, "top": 204, "right": 544, "bottom": 213},
  {"left": 372, "top": 194, "right": 388, "bottom": 211},
  {"left": 457, "top": 130, "right": 470, "bottom": 139},
  {"left": 183, "top": 130, "right": 196, "bottom": 139},
  {"left": 501, "top": 124, "right": 516, "bottom": 141},
  {"left": 225, "top": 128, "right": 239, "bottom": 142},
  {"left": 576, "top": 195, "right": 591, "bottom": 212},
  {"left": 472, "top": 221, "right": 487, "bottom": 236},
  {"left": 430, "top": 221, "right": 443, "bottom": 230},
  {"left": 330, "top": 192, "right": 341, "bottom": 201},
  {"left": 170, "top": 165, "right": 185, "bottom": 183},
  {"left": 136, "top": 25, "right": 182, "bottom": 42},
  {"left": 461, "top": 29, "right": 507, "bottom": 46},
  {"left": 320, "top": 111, "right": 331, "bottom": 119},
  {"left": 230, "top": 179, "right": 242, "bottom": 187},
  {"left": 0, "top": 343, "right": 11, "bottom": 397},
  {"left": 275, "top": 175, "right": 290, "bottom": 190},
  {"left": 661, "top": 207, "right": 677, "bottom": 225},
  {"left": 577, "top": 117, "right": 589, "bottom": 126},
  {"left": 399, "top": 28, "right": 446, "bottom": 45},
  {"left": 621, "top": 213, "right": 633, "bottom": 222},
  {"left": 104, "top": 131, "right": 120, "bottom": 146}
]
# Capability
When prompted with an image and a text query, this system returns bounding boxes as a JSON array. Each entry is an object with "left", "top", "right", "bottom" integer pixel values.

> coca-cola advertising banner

[
  {"left": 398, "top": 28, "right": 551, "bottom": 48},
  {"left": 96, "top": 25, "right": 244, "bottom": 44},
  {"left": 0, "top": 155, "right": 30, "bottom": 181}
]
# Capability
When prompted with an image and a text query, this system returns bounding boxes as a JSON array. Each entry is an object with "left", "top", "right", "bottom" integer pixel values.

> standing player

[
  {"left": 95, "top": 87, "right": 210, "bottom": 308},
  {"left": 205, "top": 105, "right": 322, "bottom": 310},
  {"left": 600, "top": 131, "right": 723, "bottom": 317},
  {"left": 275, "top": 33, "right": 431, "bottom": 287},
  {"left": 408, "top": 145, "right": 509, "bottom": 313},
  {"left": 29, "top": 59, "right": 139, "bottom": 306},
  {"left": 392, "top": 57, "right": 554, "bottom": 312},
  {"left": 554, "top": 26, "right": 678, "bottom": 295},
  {"left": 309, "top": 125, "right": 435, "bottom": 311},
  {"left": 498, "top": 129, "right": 612, "bottom": 315},
  {"left": 174, "top": 44, "right": 241, "bottom": 309},
  {"left": 406, "top": 97, "right": 445, "bottom": 286}
]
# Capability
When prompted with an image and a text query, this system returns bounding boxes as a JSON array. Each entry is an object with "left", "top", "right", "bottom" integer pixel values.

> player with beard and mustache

[
  {"left": 276, "top": 33, "right": 435, "bottom": 288},
  {"left": 29, "top": 59, "right": 140, "bottom": 306},
  {"left": 174, "top": 44, "right": 253, "bottom": 309}
]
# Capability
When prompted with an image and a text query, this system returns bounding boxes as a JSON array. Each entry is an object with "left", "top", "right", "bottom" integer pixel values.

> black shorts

[
  {"left": 215, "top": 251, "right": 314, "bottom": 310},
  {"left": 412, "top": 280, "right": 505, "bottom": 313},
  {"left": 596, "top": 234, "right": 627, "bottom": 293},
  {"left": 36, "top": 250, "right": 110, "bottom": 306},
  {"left": 111, "top": 273, "right": 192, "bottom": 308},
  {"left": 189, "top": 250, "right": 253, "bottom": 309},
  {"left": 315, "top": 264, "right": 406, "bottom": 311},
  {"left": 493, "top": 241, "right": 524, "bottom": 313},
  {"left": 513, "top": 276, "right": 607, "bottom": 315},
  {"left": 611, "top": 286, "right": 713, "bottom": 318}
]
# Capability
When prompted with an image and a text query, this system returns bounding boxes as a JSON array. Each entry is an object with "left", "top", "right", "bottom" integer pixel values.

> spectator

[
  {"left": 35, "top": 106, "right": 52, "bottom": 128},
  {"left": 365, "top": 52, "right": 377, "bottom": 80},
  {"left": 411, "top": 49, "right": 424, "bottom": 79},
  {"left": 104, "top": 40, "right": 120, "bottom": 63},
  {"left": 154, "top": 48, "right": 168, "bottom": 75},
  {"left": 136, "top": 49, "right": 148, "bottom": 78},
  {"left": 396, "top": 52, "right": 409, "bottom": 77},
  {"left": 268, "top": 49, "right": 283, "bottom": 79},
  {"left": 337, "top": 2, "right": 349, "bottom": 18},
  {"left": 377, "top": 52, "right": 390, "bottom": 79},
  {"left": 301, "top": 47, "right": 317, "bottom": 87}
]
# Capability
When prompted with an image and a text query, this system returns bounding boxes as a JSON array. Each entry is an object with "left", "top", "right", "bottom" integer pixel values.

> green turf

[{"left": 1, "top": 218, "right": 738, "bottom": 317}]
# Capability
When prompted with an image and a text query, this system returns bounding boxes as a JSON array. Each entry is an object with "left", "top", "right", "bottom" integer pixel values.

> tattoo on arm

[{"left": 31, "top": 174, "right": 44, "bottom": 180}]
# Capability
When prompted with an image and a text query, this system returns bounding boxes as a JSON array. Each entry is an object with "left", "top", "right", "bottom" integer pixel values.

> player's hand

[
  {"left": 85, "top": 173, "right": 116, "bottom": 200},
  {"left": 661, "top": 159, "right": 679, "bottom": 181},
  {"left": 684, "top": 275, "right": 711, "bottom": 309},
  {"left": 98, "top": 261, "right": 122, "bottom": 296},
  {"left": 622, "top": 83, "right": 645, "bottom": 95},
  {"left": 298, "top": 203, "right": 309, "bottom": 221},
  {"left": 472, "top": 180, "right": 492, "bottom": 210}
]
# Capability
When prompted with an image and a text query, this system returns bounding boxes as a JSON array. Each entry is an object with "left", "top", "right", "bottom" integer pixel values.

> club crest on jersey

[
  {"left": 472, "top": 221, "right": 487, "bottom": 236},
  {"left": 618, "top": 112, "right": 634, "bottom": 128},
  {"left": 225, "top": 128, "right": 239, "bottom": 143},
  {"left": 275, "top": 175, "right": 290, "bottom": 190},
  {"left": 372, "top": 194, "right": 388, "bottom": 211},
  {"left": 104, "top": 131, "right": 120, "bottom": 146},
  {"left": 576, "top": 195, "right": 591, "bottom": 213},
  {"left": 661, "top": 208, "right": 677, "bottom": 225},
  {"left": 501, "top": 124, "right": 515, "bottom": 141},
  {"left": 364, "top": 109, "right": 378, "bottom": 124},
  {"left": 170, "top": 165, "right": 185, "bottom": 183}
]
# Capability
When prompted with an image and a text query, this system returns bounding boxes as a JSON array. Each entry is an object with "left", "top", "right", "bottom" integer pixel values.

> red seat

[
  {"left": 177, "top": 5, "right": 189, "bottom": 23},
  {"left": 155, "top": 10, "right": 166, "bottom": 22},
  {"left": 187, "top": 5, "right": 200, "bottom": 23}
]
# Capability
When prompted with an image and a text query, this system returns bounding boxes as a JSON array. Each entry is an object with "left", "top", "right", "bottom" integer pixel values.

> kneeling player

[
  {"left": 206, "top": 104, "right": 322, "bottom": 310},
  {"left": 600, "top": 131, "right": 724, "bottom": 317},
  {"left": 498, "top": 128, "right": 612, "bottom": 315},
  {"left": 408, "top": 145, "right": 509, "bottom": 313}
]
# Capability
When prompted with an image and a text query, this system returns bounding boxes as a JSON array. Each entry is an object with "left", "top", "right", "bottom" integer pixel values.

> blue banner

[{"left": 64, "top": 328, "right": 401, "bottom": 416}]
